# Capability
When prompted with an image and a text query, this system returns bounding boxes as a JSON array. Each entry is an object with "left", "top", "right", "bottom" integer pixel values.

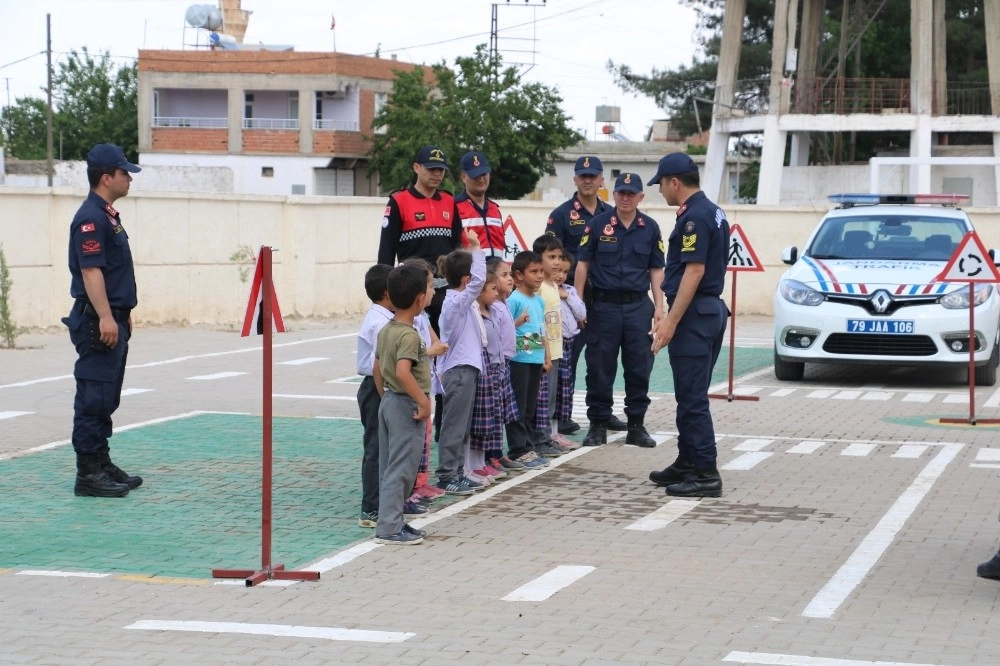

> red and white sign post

[
  {"left": 936, "top": 231, "right": 1000, "bottom": 426},
  {"left": 710, "top": 224, "right": 764, "bottom": 402},
  {"left": 212, "top": 246, "right": 319, "bottom": 586}
]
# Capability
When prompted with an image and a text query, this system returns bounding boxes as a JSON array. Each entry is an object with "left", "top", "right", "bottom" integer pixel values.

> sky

[{"left": 0, "top": 0, "right": 701, "bottom": 142}]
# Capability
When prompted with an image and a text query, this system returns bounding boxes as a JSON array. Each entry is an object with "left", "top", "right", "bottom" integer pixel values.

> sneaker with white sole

[
  {"left": 467, "top": 471, "right": 492, "bottom": 486},
  {"left": 481, "top": 463, "right": 506, "bottom": 478},
  {"left": 437, "top": 478, "right": 475, "bottom": 496},
  {"left": 498, "top": 456, "right": 525, "bottom": 470},
  {"left": 550, "top": 434, "right": 580, "bottom": 450},
  {"left": 358, "top": 510, "right": 378, "bottom": 528},
  {"left": 514, "top": 451, "right": 549, "bottom": 468},
  {"left": 375, "top": 529, "right": 423, "bottom": 545}
]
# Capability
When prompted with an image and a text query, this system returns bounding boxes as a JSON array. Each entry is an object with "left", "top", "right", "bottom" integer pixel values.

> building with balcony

[{"left": 137, "top": 49, "right": 425, "bottom": 196}]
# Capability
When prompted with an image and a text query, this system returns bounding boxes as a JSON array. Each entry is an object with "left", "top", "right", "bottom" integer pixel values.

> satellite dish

[{"left": 185, "top": 4, "right": 223, "bottom": 30}]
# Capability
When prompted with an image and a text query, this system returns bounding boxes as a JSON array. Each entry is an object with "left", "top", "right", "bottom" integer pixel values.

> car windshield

[{"left": 807, "top": 214, "right": 968, "bottom": 261}]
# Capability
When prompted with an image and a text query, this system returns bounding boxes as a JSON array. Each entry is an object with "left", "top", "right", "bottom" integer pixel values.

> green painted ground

[{"left": 0, "top": 346, "right": 773, "bottom": 580}]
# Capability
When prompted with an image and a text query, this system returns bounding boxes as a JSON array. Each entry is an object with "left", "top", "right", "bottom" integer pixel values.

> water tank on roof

[{"left": 185, "top": 4, "right": 224, "bottom": 30}]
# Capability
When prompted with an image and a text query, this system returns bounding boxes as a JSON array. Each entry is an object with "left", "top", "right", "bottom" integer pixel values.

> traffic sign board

[
  {"left": 936, "top": 231, "right": 1000, "bottom": 283},
  {"left": 240, "top": 249, "right": 286, "bottom": 337},
  {"left": 727, "top": 224, "right": 764, "bottom": 272},
  {"left": 502, "top": 215, "right": 529, "bottom": 263}
]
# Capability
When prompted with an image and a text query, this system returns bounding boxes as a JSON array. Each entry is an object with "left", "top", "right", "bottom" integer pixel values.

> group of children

[{"left": 357, "top": 232, "right": 587, "bottom": 545}]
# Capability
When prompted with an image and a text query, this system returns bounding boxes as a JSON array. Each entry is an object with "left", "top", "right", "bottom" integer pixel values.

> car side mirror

[{"left": 781, "top": 247, "right": 798, "bottom": 265}]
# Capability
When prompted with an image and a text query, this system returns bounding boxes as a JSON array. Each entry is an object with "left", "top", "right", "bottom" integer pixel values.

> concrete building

[
  {"left": 136, "top": 49, "right": 427, "bottom": 197},
  {"left": 703, "top": 0, "right": 1000, "bottom": 206}
]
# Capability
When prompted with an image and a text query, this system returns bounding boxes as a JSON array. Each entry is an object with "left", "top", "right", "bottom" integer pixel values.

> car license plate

[{"left": 847, "top": 319, "right": 914, "bottom": 334}]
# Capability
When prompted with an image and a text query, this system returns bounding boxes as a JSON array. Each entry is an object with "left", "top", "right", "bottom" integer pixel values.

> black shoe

[
  {"left": 977, "top": 553, "right": 1000, "bottom": 580},
  {"left": 649, "top": 458, "right": 695, "bottom": 486},
  {"left": 665, "top": 467, "right": 722, "bottom": 498},
  {"left": 98, "top": 449, "right": 143, "bottom": 489},
  {"left": 582, "top": 423, "right": 607, "bottom": 447},
  {"left": 605, "top": 415, "right": 628, "bottom": 432},
  {"left": 558, "top": 419, "right": 580, "bottom": 435},
  {"left": 403, "top": 523, "right": 426, "bottom": 538},
  {"left": 625, "top": 423, "right": 656, "bottom": 448},
  {"left": 74, "top": 453, "right": 130, "bottom": 498}
]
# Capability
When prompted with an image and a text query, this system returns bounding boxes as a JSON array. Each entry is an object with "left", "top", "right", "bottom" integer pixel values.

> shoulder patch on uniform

[
  {"left": 81, "top": 223, "right": 95, "bottom": 233},
  {"left": 681, "top": 234, "right": 697, "bottom": 252},
  {"left": 658, "top": 240, "right": 665, "bottom": 253},
  {"left": 579, "top": 234, "right": 590, "bottom": 247},
  {"left": 547, "top": 217, "right": 554, "bottom": 225},
  {"left": 81, "top": 239, "right": 102, "bottom": 255},
  {"left": 715, "top": 208, "right": 726, "bottom": 228},
  {"left": 684, "top": 220, "right": 696, "bottom": 233}
]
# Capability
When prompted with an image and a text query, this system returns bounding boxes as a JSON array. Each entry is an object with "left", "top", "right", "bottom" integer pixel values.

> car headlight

[
  {"left": 779, "top": 279, "right": 825, "bottom": 306},
  {"left": 940, "top": 285, "right": 994, "bottom": 309}
]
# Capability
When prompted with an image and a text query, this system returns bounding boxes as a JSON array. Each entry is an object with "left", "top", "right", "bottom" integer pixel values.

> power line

[{"left": 0, "top": 51, "right": 45, "bottom": 71}]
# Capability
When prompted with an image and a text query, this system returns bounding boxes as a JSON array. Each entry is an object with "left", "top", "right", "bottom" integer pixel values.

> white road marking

[
  {"left": 120, "top": 388, "right": 153, "bottom": 396},
  {"left": 734, "top": 438, "right": 774, "bottom": 452},
  {"left": 802, "top": 442, "right": 962, "bottom": 619},
  {"left": 985, "top": 384, "right": 1000, "bottom": 408},
  {"left": 861, "top": 391, "right": 892, "bottom": 401},
  {"left": 970, "top": 463, "right": 1000, "bottom": 469},
  {"left": 625, "top": 499, "right": 699, "bottom": 531},
  {"left": 186, "top": 371, "right": 246, "bottom": 381},
  {"left": 0, "top": 411, "right": 31, "bottom": 420},
  {"left": 17, "top": 570, "right": 110, "bottom": 578},
  {"left": 327, "top": 375, "right": 361, "bottom": 383},
  {"left": 128, "top": 333, "right": 356, "bottom": 370},
  {"left": 125, "top": 620, "right": 414, "bottom": 643},
  {"left": 0, "top": 374, "right": 73, "bottom": 390},
  {"left": 902, "top": 392, "right": 935, "bottom": 403},
  {"left": 501, "top": 565, "right": 596, "bottom": 602},
  {"left": 769, "top": 388, "right": 795, "bottom": 397},
  {"left": 787, "top": 440, "right": 826, "bottom": 454},
  {"left": 892, "top": 444, "right": 927, "bottom": 459},
  {"left": 807, "top": 389, "right": 836, "bottom": 399},
  {"left": 274, "top": 394, "right": 356, "bottom": 401},
  {"left": 722, "top": 452, "right": 774, "bottom": 470},
  {"left": 833, "top": 390, "right": 862, "bottom": 400},
  {"left": 943, "top": 394, "right": 969, "bottom": 404},
  {"left": 975, "top": 448, "right": 1000, "bottom": 461},
  {"left": 723, "top": 651, "right": 946, "bottom": 666},
  {"left": 733, "top": 386, "right": 762, "bottom": 395},
  {"left": 279, "top": 357, "right": 328, "bottom": 366},
  {"left": 841, "top": 442, "right": 876, "bottom": 457}
]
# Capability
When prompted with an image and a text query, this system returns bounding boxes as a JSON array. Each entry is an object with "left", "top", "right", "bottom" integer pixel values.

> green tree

[
  {"left": 368, "top": 45, "right": 583, "bottom": 200},
  {"left": 0, "top": 48, "right": 137, "bottom": 161}
]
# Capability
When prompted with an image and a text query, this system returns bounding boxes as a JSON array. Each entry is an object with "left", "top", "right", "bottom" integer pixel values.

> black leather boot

[
  {"left": 625, "top": 418, "right": 656, "bottom": 448},
  {"left": 98, "top": 449, "right": 143, "bottom": 489},
  {"left": 649, "top": 457, "right": 695, "bottom": 486},
  {"left": 605, "top": 414, "right": 628, "bottom": 432},
  {"left": 665, "top": 466, "right": 722, "bottom": 498},
  {"left": 75, "top": 453, "right": 130, "bottom": 497},
  {"left": 582, "top": 422, "right": 607, "bottom": 447},
  {"left": 977, "top": 552, "right": 1000, "bottom": 580}
]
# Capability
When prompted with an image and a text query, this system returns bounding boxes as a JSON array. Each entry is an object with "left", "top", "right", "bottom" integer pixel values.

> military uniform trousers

[
  {"left": 666, "top": 295, "right": 728, "bottom": 468},
  {"left": 583, "top": 295, "right": 654, "bottom": 423}
]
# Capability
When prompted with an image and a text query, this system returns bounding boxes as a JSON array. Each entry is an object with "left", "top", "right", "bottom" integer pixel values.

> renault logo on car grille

[{"left": 870, "top": 290, "right": 892, "bottom": 313}]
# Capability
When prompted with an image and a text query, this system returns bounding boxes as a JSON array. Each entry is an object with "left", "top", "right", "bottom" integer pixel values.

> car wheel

[
  {"left": 974, "top": 338, "right": 999, "bottom": 387},
  {"left": 774, "top": 349, "right": 805, "bottom": 381}
]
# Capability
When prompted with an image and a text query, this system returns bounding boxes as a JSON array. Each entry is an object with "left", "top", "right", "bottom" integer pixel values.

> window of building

[
  {"left": 262, "top": 166, "right": 274, "bottom": 178},
  {"left": 289, "top": 91, "right": 299, "bottom": 121},
  {"left": 373, "top": 92, "right": 388, "bottom": 134},
  {"left": 611, "top": 169, "right": 621, "bottom": 178},
  {"left": 244, "top": 93, "right": 254, "bottom": 119},
  {"left": 291, "top": 184, "right": 305, "bottom": 195}
]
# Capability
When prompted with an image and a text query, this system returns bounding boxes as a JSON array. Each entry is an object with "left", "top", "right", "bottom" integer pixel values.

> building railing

[
  {"left": 944, "top": 82, "right": 998, "bottom": 115},
  {"left": 313, "top": 119, "right": 360, "bottom": 131},
  {"left": 153, "top": 116, "right": 228, "bottom": 128},
  {"left": 242, "top": 118, "right": 300, "bottom": 130}
]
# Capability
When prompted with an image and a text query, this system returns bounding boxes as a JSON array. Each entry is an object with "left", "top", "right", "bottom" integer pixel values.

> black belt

[
  {"left": 666, "top": 293, "right": 720, "bottom": 308},
  {"left": 74, "top": 300, "right": 132, "bottom": 322},
  {"left": 592, "top": 289, "right": 646, "bottom": 304}
]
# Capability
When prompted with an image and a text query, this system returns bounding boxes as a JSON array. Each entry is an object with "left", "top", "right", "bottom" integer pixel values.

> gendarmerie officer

[
  {"left": 574, "top": 172, "right": 665, "bottom": 448},
  {"left": 455, "top": 150, "right": 505, "bottom": 259},
  {"left": 648, "top": 153, "right": 730, "bottom": 498},
  {"left": 546, "top": 155, "right": 621, "bottom": 433},
  {"left": 62, "top": 144, "right": 144, "bottom": 498}
]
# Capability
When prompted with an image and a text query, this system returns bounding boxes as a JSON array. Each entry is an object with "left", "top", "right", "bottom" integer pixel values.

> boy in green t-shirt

[{"left": 373, "top": 263, "right": 434, "bottom": 545}]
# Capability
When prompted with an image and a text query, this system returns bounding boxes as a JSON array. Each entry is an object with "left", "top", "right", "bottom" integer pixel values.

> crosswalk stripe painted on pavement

[
  {"left": 185, "top": 372, "right": 246, "bottom": 381},
  {"left": 125, "top": 620, "right": 415, "bottom": 643},
  {"left": 0, "top": 411, "right": 32, "bottom": 420},
  {"left": 501, "top": 565, "right": 596, "bottom": 602},
  {"left": 625, "top": 499, "right": 700, "bottom": 531}
]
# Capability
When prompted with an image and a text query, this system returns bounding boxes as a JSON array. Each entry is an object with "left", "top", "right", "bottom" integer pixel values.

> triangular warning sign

[
  {"left": 502, "top": 215, "right": 528, "bottom": 263},
  {"left": 727, "top": 224, "right": 764, "bottom": 272},
  {"left": 240, "top": 249, "right": 286, "bottom": 337},
  {"left": 936, "top": 231, "right": 1000, "bottom": 283}
]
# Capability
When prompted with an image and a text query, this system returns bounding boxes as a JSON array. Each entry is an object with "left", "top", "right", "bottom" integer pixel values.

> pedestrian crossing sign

[
  {"left": 727, "top": 224, "right": 763, "bottom": 272},
  {"left": 502, "top": 215, "right": 528, "bottom": 263},
  {"left": 936, "top": 231, "right": 1000, "bottom": 283}
]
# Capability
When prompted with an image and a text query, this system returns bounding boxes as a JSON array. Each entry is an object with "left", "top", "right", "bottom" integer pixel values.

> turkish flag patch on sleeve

[
  {"left": 80, "top": 223, "right": 96, "bottom": 233},
  {"left": 81, "top": 239, "right": 102, "bottom": 255}
]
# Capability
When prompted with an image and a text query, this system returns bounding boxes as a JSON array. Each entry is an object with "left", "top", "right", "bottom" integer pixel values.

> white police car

[{"left": 773, "top": 194, "right": 1000, "bottom": 385}]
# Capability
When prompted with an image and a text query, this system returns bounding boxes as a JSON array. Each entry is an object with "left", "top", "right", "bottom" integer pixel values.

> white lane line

[
  {"left": 902, "top": 392, "right": 935, "bottom": 403},
  {"left": 975, "top": 448, "right": 1000, "bottom": 461},
  {"left": 279, "top": 357, "right": 328, "bottom": 366},
  {"left": 734, "top": 438, "right": 774, "bottom": 452},
  {"left": 723, "top": 651, "right": 946, "bottom": 666},
  {"left": 733, "top": 386, "right": 762, "bottom": 396},
  {"left": 971, "top": 463, "right": 1000, "bottom": 469},
  {"left": 17, "top": 570, "right": 110, "bottom": 578},
  {"left": 625, "top": 499, "right": 699, "bottom": 531},
  {"left": 787, "top": 440, "right": 826, "bottom": 454},
  {"left": 892, "top": 444, "right": 927, "bottom": 459},
  {"left": 129, "top": 333, "right": 356, "bottom": 370},
  {"left": 501, "top": 565, "right": 596, "bottom": 602},
  {"left": 186, "top": 371, "right": 246, "bottom": 381},
  {"left": 327, "top": 375, "right": 361, "bottom": 383},
  {"left": 807, "top": 389, "right": 836, "bottom": 399},
  {"left": 0, "top": 374, "right": 73, "bottom": 390},
  {"left": 841, "top": 442, "right": 876, "bottom": 457},
  {"left": 274, "top": 394, "right": 356, "bottom": 401},
  {"left": 722, "top": 451, "right": 773, "bottom": 470},
  {"left": 861, "top": 391, "right": 892, "bottom": 401},
  {"left": 125, "top": 620, "right": 414, "bottom": 643},
  {"left": 120, "top": 388, "right": 153, "bottom": 396},
  {"left": 833, "top": 390, "right": 862, "bottom": 400},
  {"left": 769, "top": 388, "right": 795, "bottom": 397},
  {"left": 802, "top": 442, "right": 962, "bottom": 619},
  {"left": 0, "top": 410, "right": 251, "bottom": 462},
  {"left": 943, "top": 394, "right": 969, "bottom": 404},
  {"left": 985, "top": 384, "right": 1000, "bottom": 409},
  {"left": 0, "top": 411, "right": 32, "bottom": 420}
]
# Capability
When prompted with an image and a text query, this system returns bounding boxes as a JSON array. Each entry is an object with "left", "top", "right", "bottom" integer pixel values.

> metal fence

[
  {"left": 242, "top": 118, "right": 300, "bottom": 130},
  {"left": 313, "top": 119, "right": 360, "bottom": 131},
  {"left": 153, "top": 117, "right": 228, "bottom": 128}
]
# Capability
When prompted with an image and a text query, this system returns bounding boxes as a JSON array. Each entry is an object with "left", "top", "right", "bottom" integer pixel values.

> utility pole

[{"left": 46, "top": 13, "right": 54, "bottom": 187}]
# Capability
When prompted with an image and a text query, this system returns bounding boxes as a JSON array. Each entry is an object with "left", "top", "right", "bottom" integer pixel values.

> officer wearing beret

[
  {"left": 546, "top": 156, "right": 622, "bottom": 433},
  {"left": 648, "top": 153, "right": 730, "bottom": 498},
  {"left": 574, "top": 172, "right": 664, "bottom": 448},
  {"left": 62, "top": 144, "right": 144, "bottom": 497}
]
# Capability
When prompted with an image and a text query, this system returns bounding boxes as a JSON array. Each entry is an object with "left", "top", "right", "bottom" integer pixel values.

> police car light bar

[{"left": 828, "top": 193, "right": 971, "bottom": 206}]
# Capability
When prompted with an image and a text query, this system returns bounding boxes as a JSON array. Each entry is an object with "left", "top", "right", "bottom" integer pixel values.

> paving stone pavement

[{"left": 1, "top": 315, "right": 999, "bottom": 665}]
